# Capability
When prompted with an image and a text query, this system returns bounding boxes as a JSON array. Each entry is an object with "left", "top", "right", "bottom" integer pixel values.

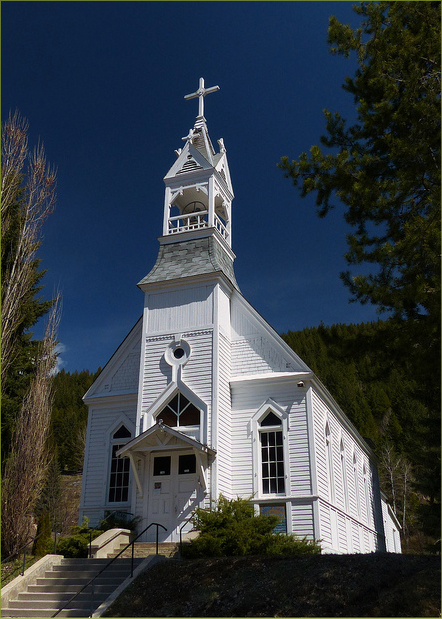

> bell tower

[
  {"left": 139, "top": 77, "right": 238, "bottom": 291},
  {"left": 162, "top": 78, "right": 233, "bottom": 248}
]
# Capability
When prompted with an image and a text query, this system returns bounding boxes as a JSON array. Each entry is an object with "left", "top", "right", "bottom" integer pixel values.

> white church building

[{"left": 79, "top": 79, "right": 401, "bottom": 554}]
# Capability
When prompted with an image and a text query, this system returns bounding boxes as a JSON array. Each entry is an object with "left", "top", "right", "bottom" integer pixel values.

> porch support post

[
  {"left": 128, "top": 452, "right": 143, "bottom": 496},
  {"left": 195, "top": 450, "right": 207, "bottom": 491}
]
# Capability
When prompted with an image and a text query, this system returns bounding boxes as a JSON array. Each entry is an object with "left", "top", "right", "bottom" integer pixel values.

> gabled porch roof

[
  {"left": 117, "top": 421, "right": 215, "bottom": 497},
  {"left": 117, "top": 421, "right": 215, "bottom": 458}
]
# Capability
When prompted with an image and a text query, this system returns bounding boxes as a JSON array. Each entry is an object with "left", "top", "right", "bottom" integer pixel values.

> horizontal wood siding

[
  {"left": 81, "top": 405, "right": 136, "bottom": 522},
  {"left": 141, "top": 336, "right": 173, "bottom": 414},
  {"left": 231, "top": 382, "right": 309, "bottom": 499},
  {"left": 181, "top": 330, "right": 213, "bottom": 399},
  {"left": 147, "top": 286, "right": 213, "bottom": 334},
  {"left": 290, "top": 502, "right": 314, "bottom": 539},
  {"left": 287, "top": 393, "right": 311, "bottom": 496},
  {"left": 311, "top": 389, "right": 377, "bottom": 527},
  {"left": 217, "top": 332, "right": 232, "bottom": 498}
]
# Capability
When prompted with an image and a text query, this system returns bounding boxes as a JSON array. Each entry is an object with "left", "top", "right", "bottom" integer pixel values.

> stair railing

[
  {"left": 51, "top": 521, "right": 167, "bottom": 618},
  {"left": 1, "top": 526, "right": 58, "bottom": 584}
]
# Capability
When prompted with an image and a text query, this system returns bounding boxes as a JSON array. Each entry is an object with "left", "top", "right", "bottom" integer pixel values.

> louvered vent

[
  {"left": 177, "top": 156, "right": 203, "bottom": 174},
  {"left": 219, "top": 168, "right": 227, "bottom": 183}
]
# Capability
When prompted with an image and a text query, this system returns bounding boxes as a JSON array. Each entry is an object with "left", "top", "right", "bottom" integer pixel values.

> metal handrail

[
  {"left": 88, "top": 510, "right": 134, "bottom": 558},
  {"left": 51, "top": 521, "right": 167, "bottom": 618},
  {"left": 1, "top": 525, "right": 58, "bottom": 583}
]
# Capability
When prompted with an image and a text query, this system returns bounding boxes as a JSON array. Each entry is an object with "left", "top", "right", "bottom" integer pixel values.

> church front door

[{"left": 146, "top": 450, "right": 202, "bottom": 542}]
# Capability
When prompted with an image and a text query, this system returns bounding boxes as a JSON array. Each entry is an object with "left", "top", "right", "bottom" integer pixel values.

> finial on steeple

[{"left": 184, "top": 77, "right": 220, "bottom": 119}]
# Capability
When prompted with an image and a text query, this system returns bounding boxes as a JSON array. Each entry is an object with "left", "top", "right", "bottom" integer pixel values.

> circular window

[
  {"left": 173, "top": 347, "right": 185, "bottom": 360},
  {"left": 165, "top": 340, "right": 191, "bottom": 367}
]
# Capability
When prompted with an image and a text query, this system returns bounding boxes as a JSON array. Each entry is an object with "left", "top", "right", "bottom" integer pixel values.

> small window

[
  {"left": 153, "top": 456, "right": 171, "bottom": 476},
  {"left": 179, "top": 454, "right": 196, "bottom": 474}
]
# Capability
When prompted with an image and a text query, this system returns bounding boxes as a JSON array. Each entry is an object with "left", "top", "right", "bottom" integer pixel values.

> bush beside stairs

[{"left": 1, "top": 542, "right": 179, "bottom": 618}]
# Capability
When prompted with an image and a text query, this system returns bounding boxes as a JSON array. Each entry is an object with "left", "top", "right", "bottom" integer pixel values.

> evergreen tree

[{"left": 280, "top": 2, "right": 440, "bottom": 330}]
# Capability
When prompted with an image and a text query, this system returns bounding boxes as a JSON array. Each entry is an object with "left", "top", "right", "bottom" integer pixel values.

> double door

[{"left": 147, "top": 450, "right": 202, "bottom": 542}]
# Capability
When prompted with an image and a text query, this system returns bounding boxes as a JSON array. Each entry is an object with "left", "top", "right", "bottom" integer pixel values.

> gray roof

[{"left": 138, "top": 234, "right": 239, "bottom": 290}]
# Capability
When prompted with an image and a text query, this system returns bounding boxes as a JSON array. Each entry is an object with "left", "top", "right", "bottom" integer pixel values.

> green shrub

[
  {"left": 99, "top": 512, "right": 140, "bottom": 532},
  {"left": 183, "top": 495, "right": 321, "bottom": 558},
  {"left": 55, "top": 518, "right": 103, "bottom": 558}
]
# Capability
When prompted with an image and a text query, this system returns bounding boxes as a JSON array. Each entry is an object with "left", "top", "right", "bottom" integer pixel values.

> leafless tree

[
  {"left": 1, "top": 111, "right": 59, "bottom": 557},
  {"left": 1, "top": 110, "right": 56, "bottom": 390},
  {"left": 1, "top": 298, "right": 61, "bottom": 557}
]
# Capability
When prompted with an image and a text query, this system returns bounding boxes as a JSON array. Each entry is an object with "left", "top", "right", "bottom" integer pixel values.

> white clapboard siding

[
  {"left": 147, "top": 285, "right": 214, "bottom": 334},
  {"left": 287, "top": 394, "right": 311, "bottom": 496},
  {"left": 290, "top": 502, "right": 314, "bottom": 539},
  {"left": 318, "top": 499, "right": 332, "bottom": 550},
  {"left": 230, "top": 406, "right": 254, "bottom": 496},
  {"left": 217, "top": 332, "right": 232, "bottom": 498},
  {"left": 81, "top": 406, "right": 136, "bottom": 519},
  {"left": 182, "top": 330, "right": 213, "bottom": 399},
  {"left": 140, "top": 336, "right": 174, "bottom": 413}
]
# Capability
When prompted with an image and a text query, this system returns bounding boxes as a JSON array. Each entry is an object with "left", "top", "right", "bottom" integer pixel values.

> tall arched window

[
  {"left": 108, "top": 425, "right": 131, "bottom": 503},
  {"left": 340, "top": 439, "right": 349, "bottom": 511},
  {"left": 363, "top": 463, "right": 371, "bottom": 525},
  {"left": 353, "top": 452, "right": 361, "bottom": 517},
  {"left": 325, "top": 422, "right": 335, "bottom": 503},
  {"left": 259, "top": 412, "right": 285, "bottom": 495}
]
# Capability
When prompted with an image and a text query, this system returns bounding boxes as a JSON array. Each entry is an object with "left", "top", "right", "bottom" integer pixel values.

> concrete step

[
  {"left": 1, "top": 556, "right": 146, "bottom": 618},
  {"left": 2, "top": 609, "right": 90, "bottom": 618},
  {"left": 107, "top": 541, "right": 179, "bottom": 558}
]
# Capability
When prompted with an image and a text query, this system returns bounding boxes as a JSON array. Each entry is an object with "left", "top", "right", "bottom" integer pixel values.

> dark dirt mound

[{"left": 104, "top": 552, "right": 440, "bottom": 617}]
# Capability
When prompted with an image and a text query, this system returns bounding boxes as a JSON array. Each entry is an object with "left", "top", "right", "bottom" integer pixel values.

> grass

[
  {"left": 1, "top": 554, "right": 40, "bottom": 587},
  {"left": 103, "top": 552, "right": 440, "bottom": 617}
]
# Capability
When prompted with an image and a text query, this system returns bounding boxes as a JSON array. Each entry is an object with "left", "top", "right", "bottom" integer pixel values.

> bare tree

[
  {"left": 1, "top": 111, "right": 59, "bottom": 557},
  {"left": 1, "top": 110, "right": 56, "bottom": 389},
  {"left": 1, "top": 298, "right": 60, "bottom": 556}
]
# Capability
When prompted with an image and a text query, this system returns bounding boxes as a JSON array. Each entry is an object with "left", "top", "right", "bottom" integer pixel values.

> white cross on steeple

[{"left": 184, "top": 77, "right": 220, "bottom": 119}]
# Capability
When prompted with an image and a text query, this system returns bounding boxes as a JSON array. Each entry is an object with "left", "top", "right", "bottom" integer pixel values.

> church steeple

[
  {"left": 162, "top": 78, "right": 233, "bottom": 248},
  {"left": 139, "top": 78, "right": 238, "bottom": 292}
]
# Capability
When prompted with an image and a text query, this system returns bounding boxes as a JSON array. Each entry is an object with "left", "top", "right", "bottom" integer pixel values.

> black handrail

[
  {"left": 51, "top": 521, "right": 167, "bottom": 618},
  {"left": 1, "top": 525, "right": 58, "bottom": 583},
  {"left": 88, "top": 510, "right": 134, "bottom": 558}
]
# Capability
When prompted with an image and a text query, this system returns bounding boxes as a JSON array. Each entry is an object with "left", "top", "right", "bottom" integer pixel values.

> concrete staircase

[
  {"left": 107, "top": 542, "right": 179, "bottom": 559},
  {"left": 2, "top": 556, "right": 145, "bottom": 618}
]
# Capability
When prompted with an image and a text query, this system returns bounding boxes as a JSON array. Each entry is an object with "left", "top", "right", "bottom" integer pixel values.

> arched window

[
  {"left": 259, "top": 412, "right": 285, "bottom": 495},
  {"left": 353, "top": 452, "right": 361, "bottom": 517},
  {"left": 363, "top": 463, "right": 371, "bottom": 525},
  {"left": 157, "top": 392, "right": 200, "bottom": 429},
  {"left": 108, "top": 425, "right": 131, "bottom": 503},
  {"left": 340, "top": 439, "right": 349, "bottom": 511},
  {"left": 325, "top": 422, "right": 335, "bottom": 503}
]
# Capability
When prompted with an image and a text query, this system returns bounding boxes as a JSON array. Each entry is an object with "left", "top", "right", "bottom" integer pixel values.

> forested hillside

[
  {"left": 282, "top": 319, "right": 440, "bottom": 552},
  {"left": 51, "top": 369, "right": 101, "bottom": 471}
]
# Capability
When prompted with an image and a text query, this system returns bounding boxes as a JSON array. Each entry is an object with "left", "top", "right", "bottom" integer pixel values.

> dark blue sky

[{"left": 2, "top": 1, "right": 382, "bottom": 373}]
